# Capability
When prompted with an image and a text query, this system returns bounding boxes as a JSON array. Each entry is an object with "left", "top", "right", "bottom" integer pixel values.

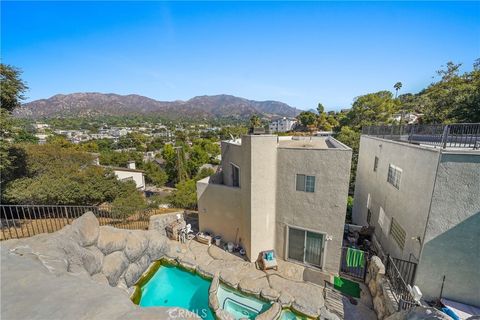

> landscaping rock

[
  {"left": 216, "top": 309, "right": 236, "bottom": 320},
  {"left": 370, "top": 256, "right": 385, "bottom": 275},
  {"left": 261, "top": 287, "right": 280, "bottom": 301},
  {"left": 179, "top": 256, "right": 197, "bottom": 272},
  {"left": 124, "top": 231, "right": 149, "bottom": 262},
  {"left": 82, "top": 245, "right": 104, "bottom": 275},
  {"left": 70, "top": 211, "right": 100, "bottom": 247},
  {"left": 102, "top": 251, "right": 129, "bottom": 286},
  {"left": 210, "top": 274, "right": 220, "bottom": 294},
  {"left": 278, "top": 291, "right": 294, "bottom": 307},
  {"left": 91, "top": 272, "right": 109, "bottom": 285},
  {"left": 146, "top": 231, "right": 168, "bottom": 261},
  {"left": 269, "top": 274, "right": 323, "bottom": 313},
  {"left": 238, "top": 276, "right": 270, "bottom": 296},
  {"left": 208, "top": 290, "right": 220, "bottom": 312},
  {"left": 124, "top": 255, "right": 151, "bottom": 287},
  {"left": 256, "top": 302, "right": 281, "bottom": 320},
  {"left": 373, "top": 295, "right": 385, "bottom": 320},
  {"left": 97, "top": 226, "right": 128, "bottom": 255},
  {"left": 292, "top": 297, "right": 321, "bottom": 318},
  {"left": 149, "top": 212, "right": 182, "bottom": 236}
]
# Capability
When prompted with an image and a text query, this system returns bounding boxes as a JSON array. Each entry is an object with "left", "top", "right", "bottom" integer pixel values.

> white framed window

[
  {"left": 387, "top": 164, "right": 402, "bottom": 189},
  {"left": 296, "top": 174, "right": 315, "bottom": 193},
  {"left": 231, "top": 163, "right": 240, "bottom": 187},
  {"left": 378, "top": 207, "right": 390, "bottom": 236}
]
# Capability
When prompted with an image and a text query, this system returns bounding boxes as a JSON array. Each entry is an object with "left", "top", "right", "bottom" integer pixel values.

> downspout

[{"left": 414, "top": 149, "right": 442, "bottom": 284}]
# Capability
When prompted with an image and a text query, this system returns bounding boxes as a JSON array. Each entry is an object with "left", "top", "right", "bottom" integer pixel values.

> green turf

[{"left": 333, "top": 276, "right": 361, "bottom": 298}]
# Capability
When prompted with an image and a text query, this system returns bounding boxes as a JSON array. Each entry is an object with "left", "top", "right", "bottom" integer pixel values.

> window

[
  {"left": 231, "top": 164, "right": 240, "bottom": 187},
  {"left": 387, "top": 164, "right": 402, "bottom": 189},
  {"left": 296, "top": 174, "right": 315, "bottom": 192},
  {"left": 373, "top": 156, "right": 379, "bottom": 172},
  {"left": 287, "top": 226, "right": 324, "bottom": 268},
  {"left": 390, "top": 218, "right": 406, "bottom": 250}
]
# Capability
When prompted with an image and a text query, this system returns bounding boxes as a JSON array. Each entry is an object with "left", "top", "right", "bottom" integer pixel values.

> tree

[
  {"left": 394, "top": 82, "right": 402, "bottom": 98},
  {"left": 0, "top": 64, "right": 28, "bottom": 176},
  {"left": 142, "top": 161, "right": 167, "bottom": 187},
  {"left": 249, "top": 114, "right": 261, "bottom": 129},
  {"left": 297, "top": 111, "right": 317, "bottom": 127},
  {"left": 346, "top": 91, "right": 398, "bottom": 130},
  {"left": 111, "top": 187, "right": 147, "bottom": 219},
  {"left": 167, "top": 179, "right": 197, "bottom": 209},
  {"left": 335, "top": 126, "right": 361, "bottom": 194},
  {"left": 13, "top": 130, "right": 39, "bottom": 144},
  {"left": 317, "top": 102, "right": 325, "bottom": 114},
  {"left": 0, "top": 64, "right": 28, "bottom": 112}
]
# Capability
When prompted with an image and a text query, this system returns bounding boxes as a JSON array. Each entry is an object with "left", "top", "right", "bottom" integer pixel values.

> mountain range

[{"left": 14, "top": 93, "right": 301, "bottom": 120}]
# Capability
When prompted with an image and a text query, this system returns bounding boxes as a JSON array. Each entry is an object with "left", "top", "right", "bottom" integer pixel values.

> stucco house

[
  {"left": 112, "top": 161, "right": 146, "bottom": 191},
  {"left": 196, "top": 134, "right": 352, "bottom": 277},
  {"left": 352, "top": 124, "right": 480, "bottom": 307}
]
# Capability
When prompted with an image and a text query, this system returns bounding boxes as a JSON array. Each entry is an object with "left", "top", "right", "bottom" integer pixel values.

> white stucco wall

[{"left": 114, "top": 170, "right": 145, "bottom": 190}]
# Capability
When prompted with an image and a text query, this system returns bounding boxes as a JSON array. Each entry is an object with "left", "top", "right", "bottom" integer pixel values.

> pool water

[
  {"left": 139, "top": 264, "right": 215, "bottom": 320},
  {"left": 217, "top": 284, "right": 271, "bottom": 320}
]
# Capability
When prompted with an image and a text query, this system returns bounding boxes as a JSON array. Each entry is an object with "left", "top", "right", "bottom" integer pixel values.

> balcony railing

[{"left": 362, "top": 123, "right": 480, "bottom": 149}]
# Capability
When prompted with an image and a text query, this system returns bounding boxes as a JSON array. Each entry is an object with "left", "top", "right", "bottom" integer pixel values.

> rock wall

[
  {"left": 149, "top": 211, "right": 185, "bottom": 237},
  {"left": 365, "top": 256, "right": 399, "bottom": 320}
]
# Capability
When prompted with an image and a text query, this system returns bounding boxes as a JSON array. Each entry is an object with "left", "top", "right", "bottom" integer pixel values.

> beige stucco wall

[
  {"left": 275, "top": 146, "right": 352, "bottom": 273},
  {"left": 352, "top": 136, "right": 439, "bottom": 261},
  {"left": 113, "top": 170, "right": 145, "bottom": 190}
]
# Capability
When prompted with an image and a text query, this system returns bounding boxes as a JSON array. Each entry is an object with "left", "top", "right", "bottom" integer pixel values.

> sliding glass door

[{"left": 287, "top": 227, "right": 324, "bottom": 268}]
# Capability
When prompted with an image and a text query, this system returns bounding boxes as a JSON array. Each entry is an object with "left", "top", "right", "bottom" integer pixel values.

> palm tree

[{"left": 394, "top": 82, "right": 403, "bottom": 98}]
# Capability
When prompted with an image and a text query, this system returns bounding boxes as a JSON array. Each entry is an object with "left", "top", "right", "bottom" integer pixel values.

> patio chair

[{"left": 257, "top": 250, "right": 278, "bottom": 271}]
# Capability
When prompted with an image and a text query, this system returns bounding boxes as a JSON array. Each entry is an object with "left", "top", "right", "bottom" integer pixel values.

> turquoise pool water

[
  {"left": 139, "top": 264, "right": 215, "bottom": 320},
  {"left": 217, "top": 284, "right": 271, "bottom": 320}
]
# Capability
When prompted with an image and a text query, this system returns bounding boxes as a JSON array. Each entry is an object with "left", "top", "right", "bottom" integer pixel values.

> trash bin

[{"left": 213, "top": 235, "right": 222, "bottom": 246}]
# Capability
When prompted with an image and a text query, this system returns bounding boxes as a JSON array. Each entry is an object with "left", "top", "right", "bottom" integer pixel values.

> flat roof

[{"left": 223, "top": 135, "right": 351, "bottom": 150}]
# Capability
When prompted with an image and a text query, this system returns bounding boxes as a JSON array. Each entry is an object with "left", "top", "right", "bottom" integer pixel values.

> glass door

[{"left": 287, "top": 226, "right": 324, "bottom": 268}]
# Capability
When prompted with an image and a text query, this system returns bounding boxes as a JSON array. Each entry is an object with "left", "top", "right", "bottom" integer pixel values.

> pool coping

[{"left": 131, "top": 257, "right": 317, "bottom": 320}]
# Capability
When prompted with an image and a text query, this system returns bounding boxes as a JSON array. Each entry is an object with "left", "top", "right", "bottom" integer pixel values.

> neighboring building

[
  {"left": 392, "top": 112, "right": 423, "bottom": 124},
  {"left": 111, "top": 161, "right": 145, "bottom": 190},
  {"left": 269, "top": 117, "right": 297, "bottom": 133},
  {"left": 352, "top": 124, "right": 480, "bottom": 307},
  {"left": 197, "top": 134, "right": 352, "bottom": 277}
]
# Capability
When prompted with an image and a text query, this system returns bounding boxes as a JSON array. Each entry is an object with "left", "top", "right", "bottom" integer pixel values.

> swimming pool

[
  {"left": 279, "top": 309, "right": 310, "bottom": 320},
  {"left": 137, "top": 264, "right": 215, "bottom": 320},
  {"left": 217, "top": 284, "right": 271, "bottom": 320}
]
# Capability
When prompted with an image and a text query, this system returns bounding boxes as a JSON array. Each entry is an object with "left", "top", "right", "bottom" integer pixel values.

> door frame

[{"left": 285, "top": 224, "right": 328, "bottom": 270}]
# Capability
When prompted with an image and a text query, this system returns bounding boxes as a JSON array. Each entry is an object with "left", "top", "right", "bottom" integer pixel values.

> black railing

[
  {"left": 362, "top": 123, "right": 480, "bottom": 149},
  {"left": 340, "top": 246, "right": 368, "bottom": 281},
  {"left": 0, "top": 204, "right": 172, "bottom": 241},
  {"left": 385, "top": 255, "right": 418, "bottom": 310}
]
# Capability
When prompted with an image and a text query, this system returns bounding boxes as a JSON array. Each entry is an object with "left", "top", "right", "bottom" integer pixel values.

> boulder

[
  {"left": 146, "top": 231, "right": 168, "bottom": 261},
  {"left": 370, "top": 256, "right": 386, "bottom": 275},
  {"left": 209, "top": 274, "right": 220, "bottom": 294},
  {"left": 278, "top": 291, "right": 294, "bottom": 307},
  {"left": 124, "top": 231, "right": 149, "bottom": 262},
  {"left": 124, "top": 255, "right": 151, "bottom": 288},
  {"left": 178, "top": 256, "right": 197, "bottom": 272},
  {"left": 261, "top": 287, "right": 280, "bottom": 301},
  {"left": 292, "top": 297, "right": 321, "bottom": 318},
  {"left": 102, "top": 251, "right": 129, "bottom": 286},
  {"left": 256, "top": 302, "right": 281, "bottom": 320},
  {"left": 71, "top": 211, "right": 100, "bottom": 247},
  {"left": 369, "top": 278, "right": 378, "bottom": 297},
  {"left": 91, "top": 272, "right": 109, "bottom": 285},
  {"left": 208, "top": 291, "right": 220, "bottom": 312},
  {"left": 373, "top": 295, "right": 385, "bottom": 320},
  {"left": 82, "top": 246, "right": 104, "bottom": 275},
  {"left": 97, "top": 226, "right": 127, "bottom": 255}
]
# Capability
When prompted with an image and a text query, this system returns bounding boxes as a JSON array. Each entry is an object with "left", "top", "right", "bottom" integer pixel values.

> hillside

[{"left": 14, "top": 93, "right": 300, "bottom": 120}]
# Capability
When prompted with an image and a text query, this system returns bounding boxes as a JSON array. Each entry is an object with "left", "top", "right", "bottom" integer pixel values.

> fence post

[{"left": 442, "top": 125, "right": 449, "bottom": 149}]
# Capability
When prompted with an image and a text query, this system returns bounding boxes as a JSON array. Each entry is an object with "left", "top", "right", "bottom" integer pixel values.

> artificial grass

[{"left": 333, "top": 276, "right": 361, "bottom": 298}]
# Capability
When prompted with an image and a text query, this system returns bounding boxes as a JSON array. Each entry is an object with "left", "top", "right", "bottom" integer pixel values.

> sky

[{"left": 1, "top": 1, "right": 479, "bottom": 111}]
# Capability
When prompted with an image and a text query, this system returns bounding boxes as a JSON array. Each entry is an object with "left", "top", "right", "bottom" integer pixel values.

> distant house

[
  {"left": 269, "top": 117, "right": 297, "bottom": 133},
  {"left": 110, "top": 161, "right": 145, "bottom": 190},
  {"left": 197, "top": 134, "right": 352, "bottom": 278}
]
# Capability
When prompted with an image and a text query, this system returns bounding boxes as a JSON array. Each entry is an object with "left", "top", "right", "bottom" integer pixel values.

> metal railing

[
  {"left": 0, "top": 204, "right": 170, "bottom": 241},
  {"left": 385, "top": 254, "right": 419, "bottom": 310},
  {"left": 362, "top": 123, "right": 480, "bottom": 149},
  {"left": 340, "top": 246, "right": 368, "bottom": 281}
]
